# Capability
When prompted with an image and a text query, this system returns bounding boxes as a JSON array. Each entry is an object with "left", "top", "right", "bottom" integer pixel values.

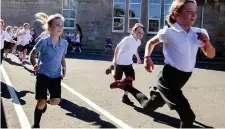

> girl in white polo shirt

[
  {"left": 110, "top": 0, "right": 215, "bottom": 128},
  {"left": 0, "top": 19, "right": 16, "bottom": 63},
  {"left": 110, "top": 23, "right": 143, "bottom": 105},
  {"left": 16, "top": 23, "right": 31, "bottom": 64}
]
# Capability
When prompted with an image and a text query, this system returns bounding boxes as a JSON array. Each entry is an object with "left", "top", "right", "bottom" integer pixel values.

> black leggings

[{"left": 124, "top": 64, "right": 195, "bottom": 128}]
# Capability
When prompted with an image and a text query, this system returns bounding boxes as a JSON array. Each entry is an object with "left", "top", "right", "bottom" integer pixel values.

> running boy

[{"left": 109, "top": 23, "right": 143, "bottom": 105}]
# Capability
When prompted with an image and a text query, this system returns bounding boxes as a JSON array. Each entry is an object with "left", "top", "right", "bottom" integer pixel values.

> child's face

[
  {"left": 24, "top": 25, "right": 30, "bottom": 30},
  {"left": 134, "top": 27, "right": 144, "bottom": 39},
  {"left": 176, "top": 2, "right": 197, "bottom": 26},
  {"left": 49, "top": 19, "right": 64, "bottom": 36}
]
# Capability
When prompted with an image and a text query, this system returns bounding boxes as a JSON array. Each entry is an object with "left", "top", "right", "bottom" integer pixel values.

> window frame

[
  {"left": 148, "top": 1, "right": 161, "bottom": 34},
  {"left": 164, "top": 1, "right": 172, "bottom": 27},
  {"left": 112, "top": 0, "right": 126, "bottom": 33},
  {"left": 62, "top": 0, "right": 76, "bottom": 30},
  {"left": 128, "top": 0, "right": 142, "bottom": 32}
]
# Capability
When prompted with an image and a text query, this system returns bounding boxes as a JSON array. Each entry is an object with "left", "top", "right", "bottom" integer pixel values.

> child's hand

[
  {"left": 61, "top": 67, "right": 66, "bottom": 78},
  {"left": 197, "top": 32, "right": 210, "bottom": 45},
  {"left": 137, "top": 59, "right": 142, "bottom": 64},
  {"left": 33, "top": 64, "right": 40, "bottom": 71},
  {"left": 144, "top": 57, "right": 154, "bottom": 72}
]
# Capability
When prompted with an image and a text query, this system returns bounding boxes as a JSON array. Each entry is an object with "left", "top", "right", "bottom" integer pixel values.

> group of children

[
  {"left": 0, "top": 20, "right": 37, "bottom": 65},
  {"left": 66, "top": 32, "right": 82, "bottom": 53},
  {"left": 0, "top": 0, "right": 216, "bottom": 128}
]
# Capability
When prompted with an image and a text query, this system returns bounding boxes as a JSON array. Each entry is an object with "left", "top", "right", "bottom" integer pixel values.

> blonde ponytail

[{"left": 35, "top": 12, "right": 49, "bottom": 30}]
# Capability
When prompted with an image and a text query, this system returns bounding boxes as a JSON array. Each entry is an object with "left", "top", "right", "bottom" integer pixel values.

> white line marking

[
  {"left": 61, "top": 82, "right": 133, "bottom": 129},
  {"left": 1, "top": 65, "right": 31, "bottom": 129}
]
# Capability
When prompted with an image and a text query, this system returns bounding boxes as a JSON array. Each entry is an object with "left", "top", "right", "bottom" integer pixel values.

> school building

[{"left": 1, "top": 0, "right": 225, "bottom": 56}]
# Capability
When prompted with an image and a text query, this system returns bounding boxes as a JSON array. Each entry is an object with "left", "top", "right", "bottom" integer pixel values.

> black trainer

[
  {"left": 32, "top": 124, "right": 40, "bottom": 128},
  {"left": 105, "top": 65, "right": 114, "bottom": 75},
  {"left": 122, "top": 95, "right": 134, "bottom": 106}
]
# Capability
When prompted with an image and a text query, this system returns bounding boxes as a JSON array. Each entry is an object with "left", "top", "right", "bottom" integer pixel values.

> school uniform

[
  {"left": 105, "top": 37, "right": 112, "bottom": 49},
  {"left": 17, "top": 29, "right": 31, "bottom": 51},
  {"left": 0, "top": 30, "right": 12, "bottom": 63},
  {"left": 74, "top": 34, "right": 81, "bottom": 47},
  {"left": 117, "top": 23, "right": 209, "bottom": 128},
  {"left": 33, "top": 36, "right": 68, "bottom": 100},
  {"left": 114, "top": 35, "right": 141, "bottom": 80},
  {"left": 4, "top": 32, "right": 14, "bottom": 50}
]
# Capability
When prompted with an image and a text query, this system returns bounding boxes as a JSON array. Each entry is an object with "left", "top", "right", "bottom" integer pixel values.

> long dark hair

[{"left": 76, "top": 24, "right": 83, "bottom": 39}]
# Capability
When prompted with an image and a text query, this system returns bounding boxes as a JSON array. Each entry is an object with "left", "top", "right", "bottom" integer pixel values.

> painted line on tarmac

[
  {"left": 61, "top": 82, "right": 133, "bottom": 129},
  {"left": 1, "top": 65, "right": 31, "bottom": 129}
]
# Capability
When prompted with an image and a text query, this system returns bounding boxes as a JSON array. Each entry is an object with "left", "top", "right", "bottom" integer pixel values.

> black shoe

[
  {"left": 42, "top": 104, "right": 47, "bottom": 113},
  {"left": 32, "top": 124, "right": 40, "bottom": 128},
  {"left": 105, "top": 68, "right": 111, "bottom": 75},
  {"left": 122, "top": 95, "right": 134, "bottom": 105},
  {"left": 105, "top": 65, "right": 114, "bottom": 75}
]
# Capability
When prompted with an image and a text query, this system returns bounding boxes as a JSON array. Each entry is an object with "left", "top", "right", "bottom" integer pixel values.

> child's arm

[
  {"left": 135, "top": 51, "right": 141, "bottom": 64},
  {"left": 198, "top": 33, "right": 215, "bottom": 59},
  {"left": 200, "top": 42, "right": 215, "bottom": 59},
  {"left": 144, "top": 36, "right": 160, "bottom": 72},
  {"left": 196, "top": 29, "right": 215, "bottom": 59},
  {"left": 4, "top": 32, "right": 16, "bottom": 44},
  {"left": 61, "top": 54, "right": 66, "bottom": 78},
  {"left": 113, "top": 46, "right": 119, "bottom": 64}
]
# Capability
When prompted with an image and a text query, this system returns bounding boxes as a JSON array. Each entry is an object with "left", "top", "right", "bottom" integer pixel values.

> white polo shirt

[
  {"left": 17, "top": 29, "right": 31, "bottom": 46},
  {"left": 0, "top": 30, "right": 12, "bottom": 49},
  {"left": 156, "top": 22, "right": 209, "bottom": 72},
  {"left": 116, "top": 35, "right": 141, "bottom": 65}
]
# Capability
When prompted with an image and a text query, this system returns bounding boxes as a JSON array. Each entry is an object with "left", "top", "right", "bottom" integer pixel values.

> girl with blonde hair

[{"left": 30, "top": 13, "right": 68, "bottom": 128}]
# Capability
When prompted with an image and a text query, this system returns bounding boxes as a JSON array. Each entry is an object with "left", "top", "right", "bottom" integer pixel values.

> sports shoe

[
  {"left": 110, "top": 77, "right": 133, "bottom": 89},
  {"left": 122, "top": 95, "right": 134, "bottom": 105},
  {"left": 32, "top": 124, "right": 40, "bottom": 129},
  {"left": 105, "top": 65, "right": 114, "bottom": 75}
]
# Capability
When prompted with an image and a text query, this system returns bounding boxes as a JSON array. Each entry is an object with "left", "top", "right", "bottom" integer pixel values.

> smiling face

[
  {"left": 133, "top": 27, "right": 144, "bottom": 40},
  {"left": 175, "top": 2, "right": 197, "bottom": 26},
  {"left": 48, "top": 18, "right": 64, "bottom": 37}
]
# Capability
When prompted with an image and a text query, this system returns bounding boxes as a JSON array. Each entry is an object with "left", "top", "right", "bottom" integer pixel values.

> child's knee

[
  {"left": 36, "top": 99, "right": 46, "bottom": 109},
  {"left": 50, "top": 98, "right": 61, "bottom": 105}
]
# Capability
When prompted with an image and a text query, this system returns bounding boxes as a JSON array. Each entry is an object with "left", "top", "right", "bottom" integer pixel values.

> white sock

[{"left": 124, "top": 91, "right": 129, "bottom": 96}]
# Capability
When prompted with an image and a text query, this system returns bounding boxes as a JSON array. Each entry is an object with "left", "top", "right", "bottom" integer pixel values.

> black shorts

[
  {"left": 35, "top": 74, "right": 62, "bottom": 100},
  {"left": 18, "top": 44, "right": 29, "bottom": 52},
  {"left": 105, "top": 45, "right": 112, "bottom": 49},
  {"left": 74, "top": 43, "right": 82, "bottom": 47},
  {"left": 4, "top": 41, "right": 13, "bottom": 49},
  {"left": 114, "top": 64, "right": 135, "bottom": 80}
]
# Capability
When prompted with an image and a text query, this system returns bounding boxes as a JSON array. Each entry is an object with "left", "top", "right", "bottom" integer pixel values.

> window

[
  {"left": 128, "top": 0, "right": 142, "bottom": 32},
  {"left": 148, "top": 0, "right": 161, "bottom": 34},
  {"left": 62, "top": 0, "right": 75, "bottom": 29},
  {"left": 164, "top": 0, "right": 172, "bottom": 27},
  {"left": 113, "top": 0, "right": 126, "bottom": 32}
]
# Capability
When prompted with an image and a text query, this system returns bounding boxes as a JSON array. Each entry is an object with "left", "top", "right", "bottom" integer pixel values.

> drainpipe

[{"left": 200, "top": 0, "right": 207, "bottom": 28}]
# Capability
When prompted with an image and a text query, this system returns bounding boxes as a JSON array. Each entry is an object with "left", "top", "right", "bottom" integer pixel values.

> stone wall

[
  {"left": 1, "top": 0, "right": 61, "bottom": 34},
  {"left": 1, "top": 0, "right": 225, "bottom": 56},
  {"left": 200, "top": 0, "right": 225, "bottom": 56}
]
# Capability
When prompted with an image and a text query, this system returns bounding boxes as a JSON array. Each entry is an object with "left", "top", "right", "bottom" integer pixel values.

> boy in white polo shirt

[
  {"left": 109, "top": 23, "right": 144, "bottom": 105},
  {"left": 110, "top": 0, "right": 215, "bottom": 128}
]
